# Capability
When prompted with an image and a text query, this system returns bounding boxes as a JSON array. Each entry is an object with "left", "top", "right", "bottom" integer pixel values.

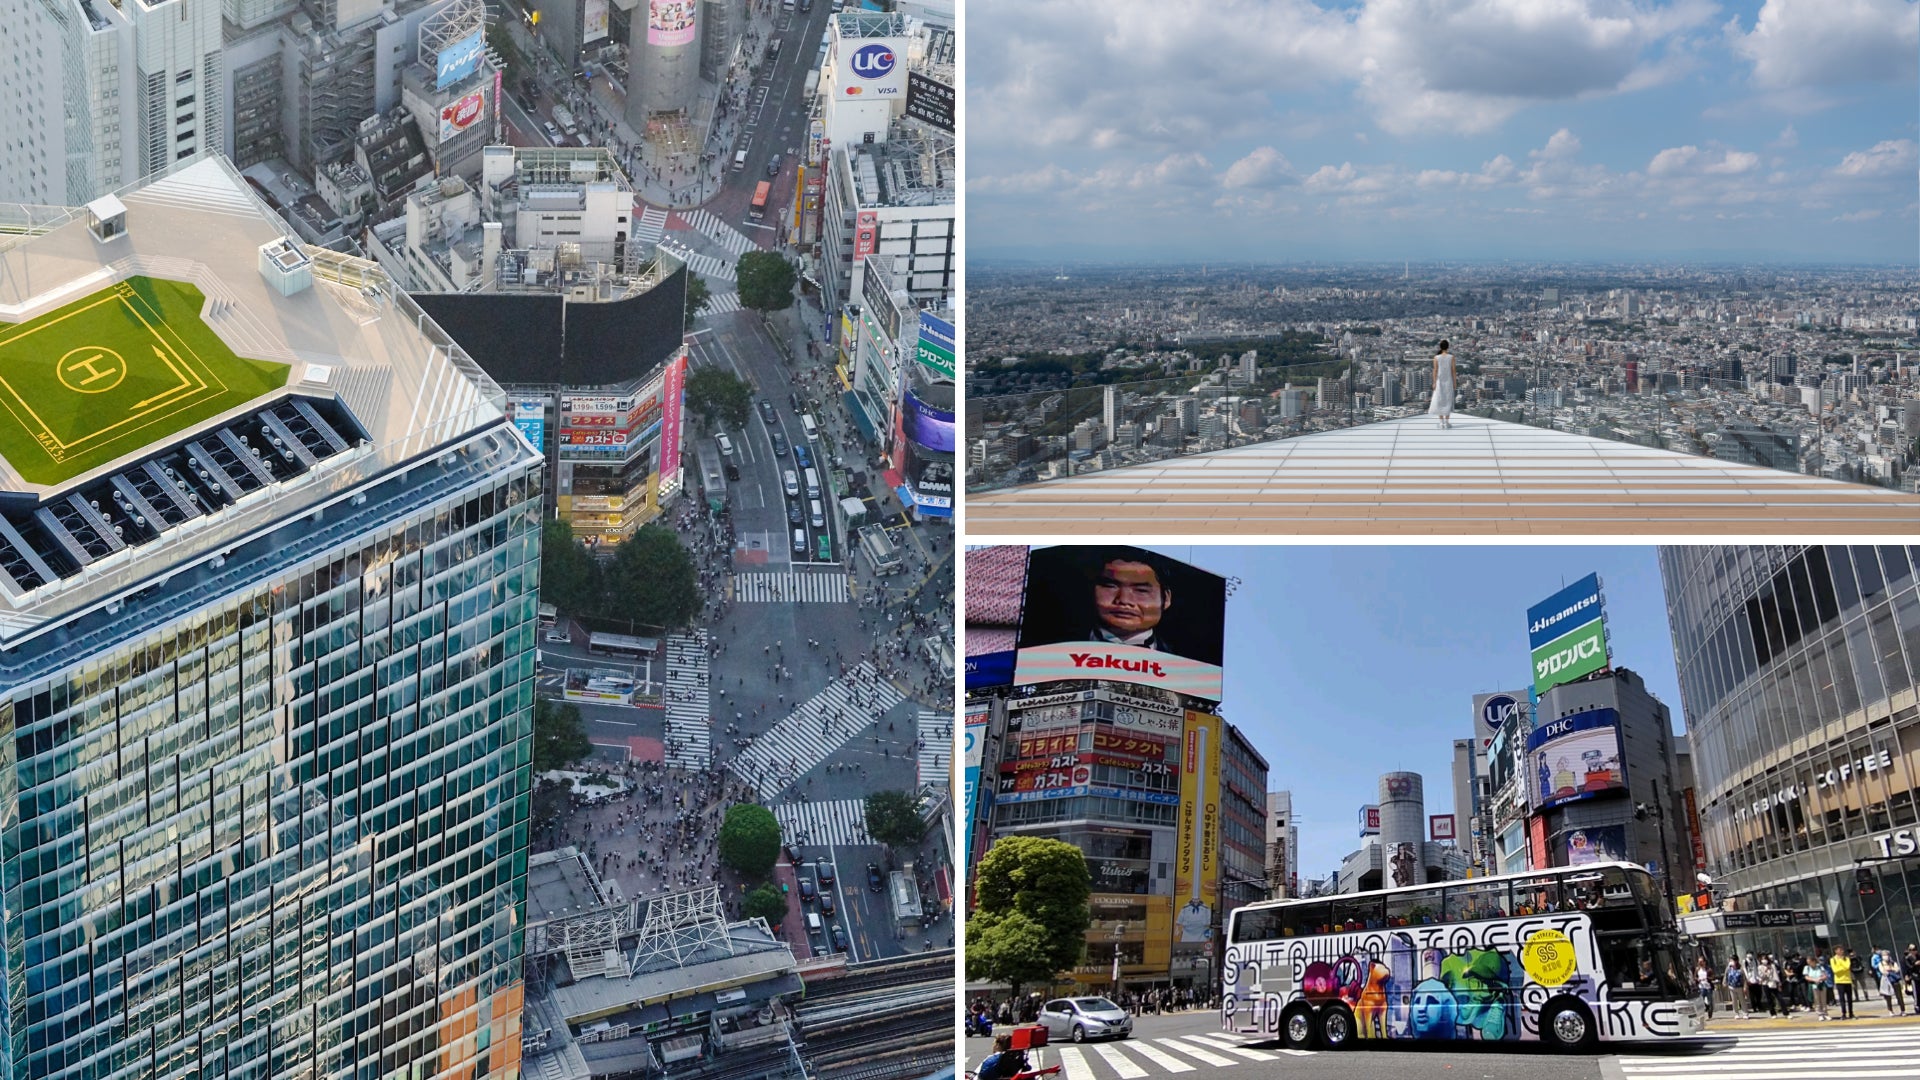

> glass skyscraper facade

[{"left": 1660, "top": 545, "right": 1920, "bottom": 956}]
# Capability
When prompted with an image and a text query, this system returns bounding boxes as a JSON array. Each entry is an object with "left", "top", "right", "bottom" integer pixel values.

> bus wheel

[
  {"left": 1540, "top": 999, "right": 1597, "bottom": 1053},
  {"left": 1280, "top": 1005, "right": 1317, "bottom": 1051},
  {"left": 1318, "top": 1003, "right": 1356, "bottom": 1050}
]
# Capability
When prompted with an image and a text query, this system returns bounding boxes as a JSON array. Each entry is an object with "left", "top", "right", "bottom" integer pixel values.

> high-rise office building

[
  {"left": 0, "top": 158, "right": 537, "bottom": 1078},
  {"left": 1660, "top": 546, "right": 1920, "bottom": 955},
  {"left": 1, "top": 0, "right": 225, "bottom": 206},
  {"left": 1264, "top": 791, "right": 1298, "bottom": 899}
]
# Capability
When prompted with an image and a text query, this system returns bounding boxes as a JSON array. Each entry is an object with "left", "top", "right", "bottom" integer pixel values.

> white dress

[{"left": 1428, "top": 352, "right": 1455, "bottom": 416}]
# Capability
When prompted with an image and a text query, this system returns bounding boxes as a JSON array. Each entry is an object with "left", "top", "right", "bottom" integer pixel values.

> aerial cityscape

[{"left": 0, "top": 0, "right": 953, "bottom": 1076}]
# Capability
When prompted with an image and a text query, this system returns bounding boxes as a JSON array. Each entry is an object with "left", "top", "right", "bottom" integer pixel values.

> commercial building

[
  {"left": 0, "top": 156, "right": 537, "bottom": 1078},
  {"left": 1659, "top": 545, "right": 1920, "bottom": 956},
  {"left": 1, "top": 0, "right": 225, "bottom": 206},
  {"left": 1264, "top": 791, "right": 1299, "bottom": 899},
  {"left": 1335, "top": 773, "right": 1470, "bottom": 894}
]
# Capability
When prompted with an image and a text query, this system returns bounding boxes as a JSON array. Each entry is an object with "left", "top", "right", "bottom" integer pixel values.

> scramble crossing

[
  {"left": 662, "top": 631, "right": 711, "bottom": 769},
  {"left": 725, "top": 662, "right": 904, "bottom": 798}
]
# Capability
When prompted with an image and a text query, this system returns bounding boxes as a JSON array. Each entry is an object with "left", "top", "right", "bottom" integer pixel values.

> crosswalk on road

[
  {"left": 634, "top": 205, "right": 668, "bottom": 248},
  {"left": 658, "top": 239, "right": 736, "bottom": 282},
  {"left": 1613, "top": 1025, "right": 1920, "bottom": 1080},
  {"left": 725, "top": 662, "right": 905, "bottom": 797},
  {"left": 662, "top": 631, "right": 711, "bottom": 769},
  {"left": 734, "top": 570, "right": 849, "bottom": 604},
  {"left": 770, "top": 798, "right": 871, "bottom": 848},
  {"left": 916, "top": 710, "right": 950, "bottom": 789},
  {"left": 680, "top": 209, "right": 759, "bottom": 257},
  {"left": 704, "top": 291, "right": 742, "bottom": 316},
  {"left": 983, "top": 1034, "right": 1299, "bottom": 1080}
]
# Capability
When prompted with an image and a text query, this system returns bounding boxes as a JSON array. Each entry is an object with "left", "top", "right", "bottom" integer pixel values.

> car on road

[
  {"left": 724, "top": 462, "right": 740, "bottom": 481},
  {"left": 716, "top": 433, "right": 735, "bottom": 457},
  {"left": 758, "top": 399, "right": 777, "bottom": 424},
  {"left": 791, "top": 528, "right": 806, "bottom": 554},
  {"left": 798, "top": 878, "right": 815, "bottom": 901},
  {"left": 830, "top": 925, "right": 847, "bottom": 952},
  {"left": 816, "top": 535, "right": 831, "bottom": 561},
  {"left": 786, "top": 501, "right": 802, "bottom": 525},
  {"left": 544, "top": 629, "right": 569, "bottom": 643},
  {"left": 819, "top": 892, "right": 835, "bottom": 917},
  {"left": 770, "top": 431, "right": 788, "bottom": 457},
  {"left": 767, "top": 153, "right": 783, "bottom": 177},
  {"left": 866, "top": 863, "right": 883, "bottom": 892},
  {"left": 1038, "top": 998, "right": 1132, "bottom": 1043},
  {"left": 793, "top": 444, "right": 812, "bottom": 469},
  {"left": 783, "top": 469, "right": 799, "bottom": 497},
  {"left": 543, "top": 121, "right": 562, "bottom": 144},
  {"left": 817, "top": 859, "right": 835, "bottom": 888}
]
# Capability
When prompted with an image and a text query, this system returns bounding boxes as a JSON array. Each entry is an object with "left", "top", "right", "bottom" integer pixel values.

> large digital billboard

[
  {"left": 965, "top": 545, "right": 1027, "bottom": 690},
  {"left": 647, "top": 0, "right": 695, "bottom": 46},
  {"left": 1565, "top": 824, "right": 1628, "bottom": 866},
  {"left": 963, "top": 706, "right": 988, "bottom": 869},
  {"left": 435, "top": 27, "right": 485, "bottom": 90},
  {"left": 438, "top": 86, "right": 486, "bottom": 143},
  {"left": 903, "top": 388, "right": 953, "bottom": 453},
  {"left": 1014, "top": 546, "right": 1226, "bottom": 700},
  {"left": 582, "top": 0, "right": 609, "bottom": 44},
  {"left": 1528, "top": 573, "right": 1608, "bottom": 695},
  {"left": 1525, "top": 707, "right": 1627, "bottom": 812},
  {"left": 658, "top": 353, "right": 687, "bottom": 488}
]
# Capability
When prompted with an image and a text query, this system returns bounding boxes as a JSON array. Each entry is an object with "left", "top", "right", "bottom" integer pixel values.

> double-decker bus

[
  {"left": 749, "top": 181, "right": 771, "bottom": 220},
  {"left": 1222, "top": 861, "right": 1702, "bottom": 1052}
]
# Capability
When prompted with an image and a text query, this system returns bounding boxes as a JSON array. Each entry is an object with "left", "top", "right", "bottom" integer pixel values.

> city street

[{"left": 962, "top": 1008, "right": 1920, "bottom": 1080}]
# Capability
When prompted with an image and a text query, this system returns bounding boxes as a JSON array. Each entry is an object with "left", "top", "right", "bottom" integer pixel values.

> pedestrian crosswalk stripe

[
  {"left": 658, "top": 239, "right": 735, "bottom": 282},
  {"left": 635, "top": 205, "right": 669, "bottom": 247},
  {"left": 1620, "top": 1067, "right": 1920, "bottom": 1079},
  {"left": 1179, "top": 1036, "right": 1275, "bottom": 1061},
  {"left": 916, "top": 709, "right": 949, "bottom": 788},
  {"left": 769, "top": 798, "right": 870, "bottom": 847},
  {"left": 1115, "top": 1042, "right": 1194, "bottom": 1073},
  {"left": 703, "top": 291, "right": 742, "bottom": 316},
  {"left": 681, "top": 209, "right": 758, "bottom": 257},
  {"left": 662, "top": 630, "right": 711, "bottom": 769},
  {"left": 1612, "top": 1027, "right": 1920, "bottom": 1079},
  {"left": 1152, "top": 1039, "right": 1232, "bottom": 1068},
  {"left": 1056, "top": 1047, "right": 1099, "bottom": 1080},
  {"left": 725, "top": 661, "right": 905, "bottom": 797},
  {"left": 1090, "top": 1044, "right": 1146, "bottom": 1079},
  {"left": 1278, "top": 1049, "right": 1314, "bottom": 1057},
  {"left": 734, "top": 570, "right": 849, "bottom": 603}
]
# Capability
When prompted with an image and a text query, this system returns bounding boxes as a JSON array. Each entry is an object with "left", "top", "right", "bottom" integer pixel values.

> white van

[
  {"left": 717, "top": 433, "right": 735, "bottom": 458},
  {"left": 733, "top": 149, "right": 748, "bottom": 172},
  {"left": 806, "top": 912, "right": 822, "bottom": 935},
  {"left": 803, "top": 467, "right": 820, "bottom": 499},
  {"left": 808, "top": 499, "right": 824, "bottom": 528},
  {"left": 783, "top": 469, "right": 799, "bottom": 497},
  {"left": 799, "top": 413, "right": 818, "bottom": 441}
]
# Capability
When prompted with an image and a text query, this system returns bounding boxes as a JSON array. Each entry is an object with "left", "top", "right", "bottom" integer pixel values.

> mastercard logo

[{"left": 845, "top": 87, "right": 862, "bottom": 95}]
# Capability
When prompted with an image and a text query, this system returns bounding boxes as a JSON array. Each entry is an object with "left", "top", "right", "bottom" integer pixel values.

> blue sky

[
  {"left": 968, "top": 0, "right": 1919, "bottom": 263},
  {"left": 1144, "top": 545, "right": 1684, "bottom": 883}
]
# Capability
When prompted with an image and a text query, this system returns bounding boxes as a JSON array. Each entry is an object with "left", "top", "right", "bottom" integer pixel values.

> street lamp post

[{"left": 1635, "top": 778, "right": 1678, "bottom": 914}]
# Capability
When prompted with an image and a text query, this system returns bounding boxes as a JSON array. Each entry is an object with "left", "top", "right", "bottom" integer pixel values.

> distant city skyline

[{"left": 970, "top": 0, "right": 1918, "bottom": 264}]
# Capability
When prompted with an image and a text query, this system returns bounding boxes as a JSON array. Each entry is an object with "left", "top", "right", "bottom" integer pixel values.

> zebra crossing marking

[
  {"left": 1612, "top": 1026, "right": 1920, "bottom": 1080},
  {"left": 770, "top": 798, "right": 870, "bottom": 847},
  {"left": 1179, "top": 1035, "right": 1275, "bottom": 1061},
  {"left": 703, "top": 291, "right": 742, "bottom": 316},
  {"left": 916, "top": 710, "right": 950, "bottom": 788},
  {"left": 634, "top": 205, "right": 668, "bottom": 247},
  {"left": 1151, "top": 1039, "right": 1233, "bottom": 1068},
  {"left": 662, "top": 630, "right": 711, "bottom": 770},
  {"left": 1055, "top": 1047, "right": 1099, "bottom": 1080},
  {"left": 658, "top": 239, "right": 735, "bottom": 282},
  {"left": 1090, "top": 1044, "right": 1146, "bottom": 1079},
  {"left": 734, "top": 571, "right": 849, "bottom": 603},
  {"left": 725, "top": 662, "right": 904, "bottom": 797},
  {"left": 681, "top": 209, "right": 758, "bottom": 257},
  {"left": 1113, "top": 1042, "right": 1194, "bottom": 1073}
]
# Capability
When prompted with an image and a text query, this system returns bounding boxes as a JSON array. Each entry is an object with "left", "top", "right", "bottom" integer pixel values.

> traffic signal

[{"left": 1856, "top": 867, "right": 1878, "bottom": 897}]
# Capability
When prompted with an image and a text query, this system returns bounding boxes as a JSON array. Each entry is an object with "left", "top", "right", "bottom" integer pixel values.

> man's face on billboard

[{"left": 1094, "top": 560, "right": 1168, "bottom": 636}]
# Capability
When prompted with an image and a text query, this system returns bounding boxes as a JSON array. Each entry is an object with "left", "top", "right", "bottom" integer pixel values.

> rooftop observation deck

[{"left": 967, "top": 414, "right": 1920, "bottom": 536}]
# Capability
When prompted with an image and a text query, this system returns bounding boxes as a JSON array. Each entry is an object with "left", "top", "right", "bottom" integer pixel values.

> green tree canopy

[
  {"left": 540, "top": 517, "right": 602, "bottom": 618},
  {"left": 742, "top": 882, "right": 788, "bottom": 925},
  {"left": 966, "top": 836, "right": 1091, "bottom": 996},
  {"left": 718, "top": 803, "right": 782, "bottom": 880},
  {"left": 532, "top": 698, "right": 593, "bottom": 774},
  {"left": 604, "top": 525, "right": 701, "bottom": 630},
  {"left": 685, "top": 365, "right": 752, "bottom": 430},
  {"left": 864, "top": 790, "right": 926, "bottom": 849},
  {"left": 736, "top": 251, "right": 797, "bottom": 314},
  {"left": 684, "top": 275, "right": 713, "bottom": 330}
]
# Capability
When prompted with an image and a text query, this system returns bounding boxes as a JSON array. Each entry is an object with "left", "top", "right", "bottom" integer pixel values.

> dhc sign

[{"left": 850, "top": 44, "right": 896, "bottom": 80}]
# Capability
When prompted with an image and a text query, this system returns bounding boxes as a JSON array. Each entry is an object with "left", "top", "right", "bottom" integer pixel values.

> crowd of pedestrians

[{"left": 1700, "top": 943, "right": 1920, "bottom": 1021}]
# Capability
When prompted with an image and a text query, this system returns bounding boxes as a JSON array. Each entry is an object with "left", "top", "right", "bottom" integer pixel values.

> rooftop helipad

[{"left": 967, "top": 415, "right": 1920, "bottom": 536}]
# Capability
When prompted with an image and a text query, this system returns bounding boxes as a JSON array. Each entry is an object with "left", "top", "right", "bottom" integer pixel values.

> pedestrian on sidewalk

[
  {"left": 1875, "top": 948, "right": 1909, "bottom": 1015},
  {"left": 1905, "top": 944, "right": 1920, "bottom": 1008},
  {"left": 1724, "top": 957, "right": 1750, "bottom": 1019},
  {"left": 1757, "top": 954, "right": 1781, "bottom": 1016},
  {"left": 1833, "top": 945, "right": 1857, "bottom": 1019},
  {"left": 1693, "top": 959, "right": 1716, "bottom": 1019},
  {"left": 1804, "top": 954, "right": 1832, "bottom": 1020}
]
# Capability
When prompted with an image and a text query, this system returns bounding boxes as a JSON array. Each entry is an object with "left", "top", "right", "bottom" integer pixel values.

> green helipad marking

[{"left": 0, "top": 276, "right": 291, "bottom": 485}]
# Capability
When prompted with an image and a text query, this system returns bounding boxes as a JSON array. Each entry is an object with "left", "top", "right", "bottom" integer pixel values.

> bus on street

[
  {"left": 749, "top": 181, "right": 771, "bottom": 220},
  {"left": 1221, "top": 861, "right": 1702, "bottom": 1052}
]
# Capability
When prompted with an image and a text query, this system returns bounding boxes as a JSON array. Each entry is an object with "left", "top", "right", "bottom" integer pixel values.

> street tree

[
  {"left": 718, "top": 803, "right": 782, "bottom": 880},
  {"left": 532, "top": 698, "right": 593, "bottom": 774},
  {"left": 864, "top": 790, "right": 926, "bottom": 849},
  {"left": 685, "top": 365, "right": 752, "bottom": 430},
  {"left": 603, "top": 525, "right": 701, "bottom": 630},
  {"left": 742, "top": 882, "right": 788, "bottom": 925},
  {"left": 540, "top": 518, "right": 602, "bottom": 618},
  {"left": 736, "top": 251, "right": 797, "bottom": 314},
  {"left": 965, "top": 836, "right": 1091, "bottom": 997},
  {"left": 684, "top": 275, "right": 712, "bottom": 330}
]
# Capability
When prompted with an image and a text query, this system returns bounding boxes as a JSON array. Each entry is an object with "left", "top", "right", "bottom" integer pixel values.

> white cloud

[
  {"left": 1833, "top": 139, "right": 1919, "bottom": 178},
  {"left": 1730, "top": 0, "right": 1919, "bottom": 89},
  {"left": 1770, "top": 125, "right": 1799, "bottom": 150},
  {"left": 1835, "top": 209, "right": 1885, "bottom": 222},
  {"left": 1222, "top": 147, "right": 1299, "bottom": 190},
  {"left": 1648, "top": 145, "right": 1760, "bottom": 176}
]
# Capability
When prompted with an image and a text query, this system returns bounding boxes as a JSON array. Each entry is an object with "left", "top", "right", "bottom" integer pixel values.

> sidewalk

[{"left": 1695, "top": 1009, "right": 1920, "bottom": 1033}]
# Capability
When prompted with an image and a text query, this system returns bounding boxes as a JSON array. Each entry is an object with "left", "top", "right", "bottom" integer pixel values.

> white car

[
  {"left": 544, "top": 629, "right": 569, "bottom": 643},
  {"left": 717, "top": 433, "right": 735, "bottom": 458}
]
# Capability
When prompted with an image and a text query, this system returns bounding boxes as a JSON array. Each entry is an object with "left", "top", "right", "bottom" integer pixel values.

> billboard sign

[
  {"left": 915, "top": 311, "right": 955, "bottom": 380},
  {"left": 964, "top": 546, "right": 1027, "bottom": 690},
  {"left": 435, "top": 28, "right": 484, "bottom": 90},
  {"left": 582, "top": 0, "right": 609, "bottom": 44},
  {"left": 1430, "top": 814, "right": 1456, "bottom": 842},
  {"left": 647, "top": 0, "right": 696, "bottom": 46},
  {"left": 1527, "top": 573, "right": 1604, "bottom": 652},
  {"left": 1359, "top": 805, "right": 1380, "bottom": 836},
  {"left": 853, "top": 211, "right": 878, "bottom": 262},
  {"left": 512, "top": 398, "right": 546, "bottom": 449},
  {"left": 658, "top": 353, "right": 687, "bottom": 488},
  {"left": 902, "top": 388, "right": 954, "bottom": 453},
  {"left": 438, "top": 87, "right": 486, "bottom": 143},
  {"left": 1565, "top": 824, "right": 1628, "bottom": 867},
  {"left": 1013, "top": 546, "right": 1226, "bottom": 701},
  {"left": 1475, "top": 691, "right": 1525, "bottom": 752},
  {"left": 841, "top": 39, "right": 907, "bottom": 97},
  {"left": 963, "top": 708, "right": 987, "bottom": 869},
  {"left": 1525, "top": 707, "right": 1627, "bottom": 812},
  {"left": 1533, "top": 618, "right": 1609, "bottom": 695},
  {"left": 904, "top": 71, "right": 954, "bottom": 132},
  {"left": 1175, "top": 711, "right": 1221, "bottom": 943}
]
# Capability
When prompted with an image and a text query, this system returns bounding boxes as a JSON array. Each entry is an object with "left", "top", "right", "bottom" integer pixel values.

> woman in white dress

[{"left": 1429, "top": 339, "right": 1455, "bottom": 428}]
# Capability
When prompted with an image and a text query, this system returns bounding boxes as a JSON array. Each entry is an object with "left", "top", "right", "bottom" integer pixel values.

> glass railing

[{"left": 966, "top": 364, "right": 1914, "bottom": 495}]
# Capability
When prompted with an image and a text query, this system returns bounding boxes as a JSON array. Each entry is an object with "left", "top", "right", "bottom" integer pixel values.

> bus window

[
  {"left": 1386, "top": 886, "right": 1445, "bottom": 927},
  {"left": 749, "top": 181, "right": 771, "bottom": 220},
  {"left": 1511, "top": 875, "right": 1565, "bottom": 915},
  {"left": 1231, "top": 906, "right": 1284, "bottom": 943},
  {"left": 1330, "top": 894, "right": 1385, "bottom": 931},
  {"left": 1445, "top": 879, "right": 1510, "bottom": 922},
  {"left": 1278, "top": 901, "right": 1332, "bottom": 938}
]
